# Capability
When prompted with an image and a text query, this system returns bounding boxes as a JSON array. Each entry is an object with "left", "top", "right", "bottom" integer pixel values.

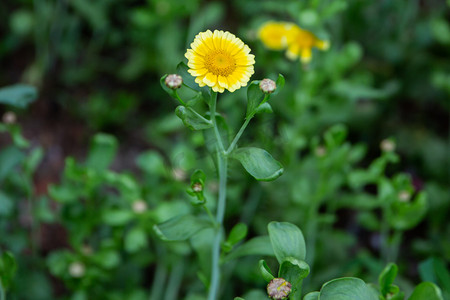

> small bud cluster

[
  {"left": 267, "top": 278, "right": 292, "bottom": 299},
  {"left": 398, "top": 190, "right": 411, "bottom": 202},
  {"left": 192, "top": 182, "right": 203, "bottom": 193},
  {"left": 2, "top": 111, "right": 17, "bottom": 124},
  {"left": 260, "top": 78, "right": 276, "bottom": 94},
  {"left": 380, "top": 139, "right": 395, "bottom": 152},
  {"left": 165, "top": 74, "right": 183, "bottom": 89},
  {"left": 315, "top": 146, "right": 326, "bottom": 157},
  {"left": 172, "top": 168, "right": 187, "bottom": 181},
  {"left": 132, "top": 200, "right": 148, "bottom": 214},
  {"left": 69, "top": 262, "right": 85, "bottom": 278}
]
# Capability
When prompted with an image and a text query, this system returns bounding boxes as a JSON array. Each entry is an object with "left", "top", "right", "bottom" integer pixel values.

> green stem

[
  {"left": 388, "top": 230, "right": 403, "bottom": 263},
  {"left": 174, "top": 90, "right": 186, "bottom": 106},
  {"left": 208, "top": 152, "right": 228, "bottom": 300},
  {"left": 305, "top": 200, "right": 319, "bottom": 268},
  {"left": 203, "top": 204, "right": 216, "bottom": 225},
  {"left": 149, "top": 247, "right": 168, "bottom": 300},
  {"left": 226, "top": 117, "right": 252, "bottom": 155},
  {"left": 164, "top": 260, "right": 185, "bottom": 300},
  {"left": 207, "top": 91, "right": 228, "bottom": 300},
  {"left": 209, "top": 92, "right": 225, "bottom": 152},
  {"left": 380, "top": 204, "right": 390, "bottom": 263}
]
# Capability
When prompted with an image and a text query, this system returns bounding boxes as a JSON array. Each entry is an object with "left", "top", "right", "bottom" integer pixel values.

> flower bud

[
  {"left": 81, "top": 244, "right": 93, "bottom": 256},
  {"left": 315, "top": 146, "right": 326, "bottom": 157},
  {"left": 172, "top": 168, "right": 187, "bottom": 181},
  {"left": 165, "top": 74, "right": 183, "bottom": 89},
  {"left": 2, "top": 111, "right": 17, "bottom": 124},
  {"left": 380, "top": 139, "right": 395, "bottom": 152},
  {"left": 267, "top": 278, "right": 292, "bottom": 299},
  {"left": 192, "top": 182, "right": 203, "bottom": 193},
  {"left": 132, "top": 200, "right": 148, "bottom": 214},
  {"left": 260, "top": 78, "right": 276, "bottom": 94},
  {"left": 398, "top": 190, "right": 411, "bottom": 202},
  {"left": 69, "top": 262, "right": 85, "bottom": 278}
]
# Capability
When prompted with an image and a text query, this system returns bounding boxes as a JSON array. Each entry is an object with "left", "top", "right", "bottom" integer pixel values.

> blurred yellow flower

[
  {"left": 258, "top": 21, "right": 298, "bottom": 50},
  {"left": 185, "top": 30, "right": 255, "bottom": 93},
  {"left": 258, "top": 21, "right": 329, "bottom": 63}
]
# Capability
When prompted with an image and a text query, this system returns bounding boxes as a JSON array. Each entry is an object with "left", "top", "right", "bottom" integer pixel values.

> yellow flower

[
  {"left": 258, "top": 21, "right": 298, "bottom": 50},
  {"left": 285, "top": 26, "right": 329, "bottom": 63},
  {"left": 258, "top": 20, "right": 329, "bottom": 63},
  {"left": 185, "top": 30, "right": 255, "bottom": 93}
]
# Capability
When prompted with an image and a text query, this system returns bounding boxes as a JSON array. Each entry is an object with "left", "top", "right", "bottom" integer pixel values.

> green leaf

[
  {"left": 175, "top": 106, "right": 213, "bottom": 130},
  {"left": 125, "top": 227, "right": 148, "bottom": 253},
  {"left": 0, "top": 146, "right": 25, "bottom": 182},
  {"left": 279, "top": 257, "right": 310, "bottom": 284},
  {"left": 232, "top": 147, "right": 283, "bottom": 181},
  {"left": 303, "top": 292, "right": 319, "bottom": 300},
  {"left": 409, "top": 282, "right": 443, "bottom": 300},
  {"left": 153, "top": 214, "right": 212, "bottom": 241},
  {"left": 273, "top": 74, "right": 285, "bottom": 96},
  {"left": 268, "top": 222, "right": 306, "bottom": 264},
  {"left": 319, "top": 277, "right": 377, "bottom": 300},
  {"left": 86, "top": 133, "right": 118, "bottom": 171},
  {"left": 223, "top": 236, "right": 274, "bottom": 262},
  {"left": 0, "top": 192, "right": 14, "bottom": 216},
  {"left": 254, "top": 102, "right": 273, "bottom": 115},
  {"left": 379, "top": 263, "right": 398, "bottom": 296},
  {"left": 3, "top": 124, "right": 30, "bottom": 148},
  {"left": 24, "top": 147, "right": 44, "bottom": 176},
  {"left": 389, "top": 191, "right": 427, "bottom": 230},
  {"left": 93, "top": 250, "right": 120, "bottom": 269},
  {"left": 227, "top": 223, "right": 248, "bottom": 246},
  {"left": 324, "top": 124, "right": 348, "bottom": 149},
  {"left": 136, "top": 150, "right": 166, "bottom": 175},
  {"left": 0, "top": 84, "right": 38, "bottom": 108},
  {"left": 102, "top": 210, "right": 134, "bottom": 226},
  {"left": 48, "top": 184, "right": 79, "bottom": 203},
  {"left": 419, "top": 257, "right": 450, "bottom": 294},
  {"left": 246, "top": 81, "right": 264, "bottom": 118},
  {"left": 279, "top": 257, "right": 310, "bottom": 300},
  {"left": 0, "top": 251, "right": 17, "bottom": 289},
  {"left": 259, "top": 259, "right": 275, "bottom": 282}
]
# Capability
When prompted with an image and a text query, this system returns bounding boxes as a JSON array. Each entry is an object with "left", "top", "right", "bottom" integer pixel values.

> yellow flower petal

[{"left": 300, "top": 48, "right": 312, "bottom": 63}]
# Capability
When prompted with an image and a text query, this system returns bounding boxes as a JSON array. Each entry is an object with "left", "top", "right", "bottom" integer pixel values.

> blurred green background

[{"left": 0, "top": 0, "right": 449, "bottom": 299}]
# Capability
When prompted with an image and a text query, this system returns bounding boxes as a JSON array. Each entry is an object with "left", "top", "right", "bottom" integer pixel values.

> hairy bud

[
  {"left": 260, "top": 78, "right": 276, "bottom": 94},
  {"left": 267, "top": 278, "right": 292, "bottom": 299},
  {"left": 165, "top": 74, "right": 183, "bottom": 89}
]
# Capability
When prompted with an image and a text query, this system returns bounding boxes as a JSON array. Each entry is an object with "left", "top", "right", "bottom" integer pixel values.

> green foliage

[
  {"left": 232, "top": 148, "right": 284, "bottom": 181},
  {"left": 0, "top": 0, "right": 448, "bottom": 299},
  {"left": 0, "top": 84, "right": 37, "bottom": 108},
  {"left": 153, "top": 214, "right": 213, "bottom": 241}
]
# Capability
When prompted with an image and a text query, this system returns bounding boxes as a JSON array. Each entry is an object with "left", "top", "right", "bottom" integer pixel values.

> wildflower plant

[{"left": 158, "top": 29, "right": 285, "bottom": 299}]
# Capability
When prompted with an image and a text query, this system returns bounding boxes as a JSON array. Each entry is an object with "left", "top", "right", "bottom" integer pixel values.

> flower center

[{"left": 204, "top": 50, "right": 236, "bottom": 77}]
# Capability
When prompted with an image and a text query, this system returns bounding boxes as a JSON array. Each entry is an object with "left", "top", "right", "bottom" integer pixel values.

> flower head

[
  {"left": 185, "top": 30, "right": 255, "bottom": 93},
  {"left": 258, "top": 21, "right": 329, "bottom": 63}
]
